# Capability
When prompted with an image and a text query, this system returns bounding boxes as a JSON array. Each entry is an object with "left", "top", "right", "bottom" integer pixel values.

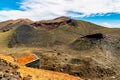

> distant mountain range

[{"left": 0, "top": 16, "right": 119, "bottom": 48}]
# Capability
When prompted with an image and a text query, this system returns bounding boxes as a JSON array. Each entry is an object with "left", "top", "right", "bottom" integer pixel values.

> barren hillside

[{"left": 0, "top": 54, "right": 81, "bottom": 80}]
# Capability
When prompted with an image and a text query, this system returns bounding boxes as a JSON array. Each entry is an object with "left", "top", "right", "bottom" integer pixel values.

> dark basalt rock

[{"left": 83, "top": 33, "right": 104, "bottom": 40}]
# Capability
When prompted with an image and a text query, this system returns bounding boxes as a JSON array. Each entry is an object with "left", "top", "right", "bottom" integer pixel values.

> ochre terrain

[
  {"left": 0, "top": 54, "right": 82, "bottom": 80},
  {"left": 17, "top": 54, "right": 37, "bottom": 65}
]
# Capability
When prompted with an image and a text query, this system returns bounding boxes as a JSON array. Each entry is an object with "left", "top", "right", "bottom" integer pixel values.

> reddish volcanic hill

[{"left": 31, "top": 16, "right": 77, "bottom": 29}]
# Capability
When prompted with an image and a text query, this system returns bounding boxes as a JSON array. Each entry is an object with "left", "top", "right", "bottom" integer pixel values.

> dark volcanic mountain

[{"left": 0, "top": 16, "right": 120, "bottom": 80}]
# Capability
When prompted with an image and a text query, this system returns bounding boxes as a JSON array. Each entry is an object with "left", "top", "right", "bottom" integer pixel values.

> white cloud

[
  {"left": 102, "top": 22, "right": 120, "bottom": 28},
  {"left": 0, "top": 0, "right": 120, "bottom": 22}
]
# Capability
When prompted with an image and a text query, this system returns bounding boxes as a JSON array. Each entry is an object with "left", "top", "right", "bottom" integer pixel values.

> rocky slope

[
  {"left": 0, "top": 55, "right": 81, "bottom": 80},
  {"left": 0, "top": 59, "right": 21, "bottom": 80}
]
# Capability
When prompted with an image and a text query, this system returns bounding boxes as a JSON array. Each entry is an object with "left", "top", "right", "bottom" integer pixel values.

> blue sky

[
  {"left": 0, "top": 0, "right": 22, "bottom": 10},
  {"left": 76, "top": 13, "right": 120, "bottom": 28},
  {"left": 0, "top": 0, "right": 120, "bottom": 28}
]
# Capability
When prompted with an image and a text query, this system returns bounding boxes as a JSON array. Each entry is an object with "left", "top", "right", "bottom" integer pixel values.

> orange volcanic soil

[
  {"left": 19, "top": 66, "right": 82, "bottom": 80},
  {"left": 0, "top": 54, "right": 82, "bottom": 80},
  {"left": 17, "top": 54, "right": 37, "bottom": 65}
]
